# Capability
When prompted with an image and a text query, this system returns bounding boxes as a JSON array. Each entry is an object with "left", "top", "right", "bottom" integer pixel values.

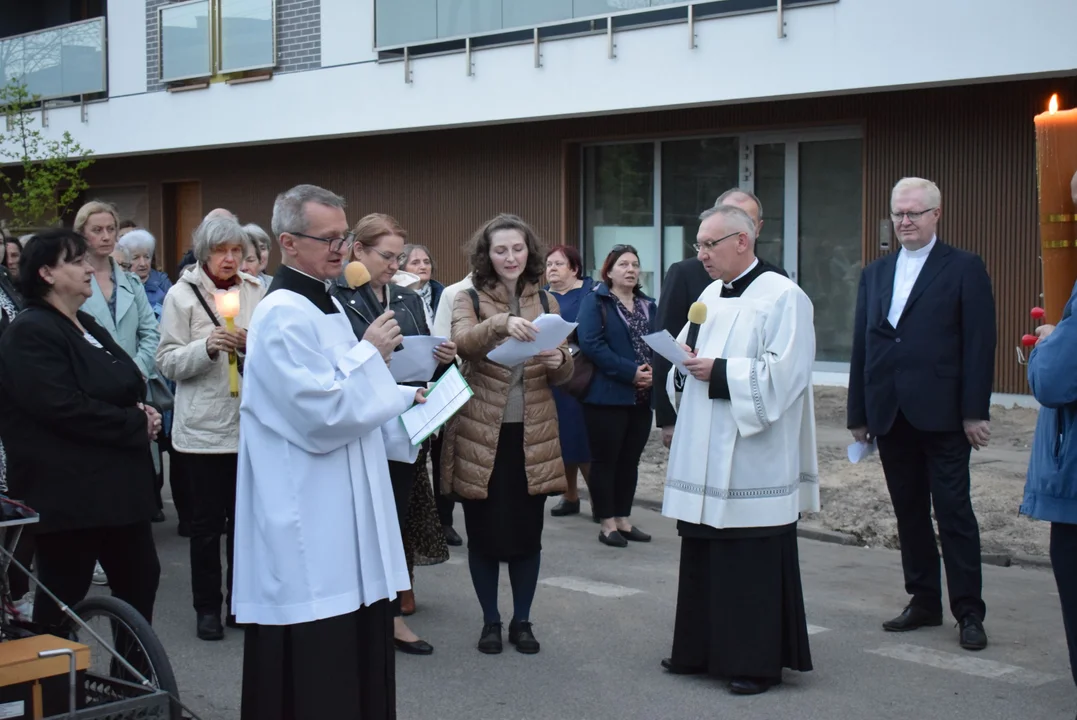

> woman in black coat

[{"left": 0, "top": 230, "right": 162, "bottom": 634}]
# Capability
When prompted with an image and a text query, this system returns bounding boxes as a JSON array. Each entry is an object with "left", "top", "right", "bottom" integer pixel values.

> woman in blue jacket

[
  {"left": 576, "top": 245, "right": 657, "bottom": 548},
  {"left": 1022, "top": 279, "right": 1077, "bottom": 694}
]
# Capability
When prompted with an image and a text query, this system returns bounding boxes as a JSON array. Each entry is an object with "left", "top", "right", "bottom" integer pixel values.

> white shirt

[
  {"left": 887, "top": 236, "right": 937, "bottom": 328},
  {"left": 431, "top": 273, "right": 474, "bottom": 339}
]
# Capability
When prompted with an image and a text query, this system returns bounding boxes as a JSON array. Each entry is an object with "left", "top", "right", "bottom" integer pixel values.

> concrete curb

[{"left": 578, "top": 491, "right": 1053, "bottom": 571}]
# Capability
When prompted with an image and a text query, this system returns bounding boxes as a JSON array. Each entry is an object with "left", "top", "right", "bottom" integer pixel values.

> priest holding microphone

[{"left": 660, "top": 204, "right": 819, "bottom": 695}]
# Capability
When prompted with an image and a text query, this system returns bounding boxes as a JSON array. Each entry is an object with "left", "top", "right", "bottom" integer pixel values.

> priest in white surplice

[
  {"left": 233, "top": 185, "right": 422, "bottom": 720},
  {"left": 660, "top": 204, "right": 820, "bottom": 696}
]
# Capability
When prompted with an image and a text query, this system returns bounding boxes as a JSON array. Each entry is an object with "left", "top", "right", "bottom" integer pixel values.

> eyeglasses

[
  {"left": 288, "top": 230, "right": 356, "bottom": 253},
  {"left": 611, "top": 244, "right": 638, "bottom": 254},
  {"left": 692, "top": 231, "right": 741, "bottom": 253},
  {"left": 890, "top": 208, "right": 937, "bottom": 223}
]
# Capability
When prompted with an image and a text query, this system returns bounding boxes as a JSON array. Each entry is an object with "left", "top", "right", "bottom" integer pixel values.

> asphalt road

[{"left": 134, "top": 497, "right": 1075, "bottom": 720}]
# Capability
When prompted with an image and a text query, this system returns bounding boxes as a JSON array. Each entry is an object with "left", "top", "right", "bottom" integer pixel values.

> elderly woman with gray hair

[
  {"left": 156, "top": 215, "right": 265, "bottom": 641},
  {"left": 117, "top": 229, "right": 172, "bottom": 321}
]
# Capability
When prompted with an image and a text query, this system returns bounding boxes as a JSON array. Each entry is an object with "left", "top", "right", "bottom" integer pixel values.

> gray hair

[
  {"left": 243, "top": 222, "right": 272, "bottom": 256},
  {"left": 271, "top": 184, "right": 346, "bottom": 239},
  {"left": 400, "top": 243, "right": 436, "bottom": 273},
  {"left": 193, "top": 216, "right": 247, "bottom": 263},
  {"left": 891, "top": 177, "right": 942, "bottom": 208},
  {"left": 118, "top": 228, "right": 157, "bottom": 258},
  {"left": 699, "top": 204, "right": 757, "bottom": 243},
  {"left": 714, "top": 188, "right": 763, "bottom": 223}
]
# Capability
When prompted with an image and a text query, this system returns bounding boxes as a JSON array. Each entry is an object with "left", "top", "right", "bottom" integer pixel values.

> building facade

[{"left": 2, "top": 0, "right": 1075, "bottom": 394}]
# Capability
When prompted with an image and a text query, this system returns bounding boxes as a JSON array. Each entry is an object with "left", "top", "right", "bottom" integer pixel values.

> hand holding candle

[{"left": 213, "top": 289, "right": 242, "bottom": 398}]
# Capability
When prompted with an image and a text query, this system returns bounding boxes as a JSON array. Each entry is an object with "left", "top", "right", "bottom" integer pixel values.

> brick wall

[{"left": 145, "top": 0, "right": 321, "bottom": 91}]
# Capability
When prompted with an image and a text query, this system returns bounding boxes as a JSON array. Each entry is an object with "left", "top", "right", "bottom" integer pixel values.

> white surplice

[
  {"left": 662, "top": 271, "right": 821, "bottom": 530},
  {"left": 232, "top": 290, "right": 419, "bottom": 626}
]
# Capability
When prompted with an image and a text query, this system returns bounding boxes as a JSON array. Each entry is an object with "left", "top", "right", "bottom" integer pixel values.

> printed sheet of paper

[
  {"left": 486, "top": 313, "right": 577, "bottom": 367},
  {"left": 400, "top": 364, "right": 473, "bottom": 445},
  {"left": 389, "top": 336, "right": 446, "bottom": 383},
  {"left": 847, "top": 440, "right": 877, "bottom": 464},
  {"left": 643, "top": 330, "right": 691, "bottom": 375}
]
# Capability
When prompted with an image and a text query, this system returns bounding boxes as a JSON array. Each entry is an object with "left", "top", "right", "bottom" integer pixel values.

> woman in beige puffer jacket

[{"left": 441, "top": 214, "right": 572, "bottom": 657}]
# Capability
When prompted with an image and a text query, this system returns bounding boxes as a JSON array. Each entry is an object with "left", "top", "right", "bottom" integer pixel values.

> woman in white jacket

[{"left": 156, "top": 216, "right": 265, "bottom": 641}]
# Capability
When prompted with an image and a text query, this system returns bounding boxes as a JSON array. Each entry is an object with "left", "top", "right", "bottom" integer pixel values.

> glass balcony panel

[
  {"left": 220, "top": 0, "right": 275, "bottom": 72},
  {"left": 437, "top": 0, "right": 501, "bottom": 39},
  {"left": 21, "top": 27, "right": 63, "bottom": 100},
  {"left": 61, "top": 20, "right": 106, "bottom": 96},
  {"left": 0, "top": 36, "right": 27, "bottom": 88},
  {"left": 574, "top": 0, "right": 650, "bottom": 19},
  {"left": 502, "top": 0, "right": 574, "bottom": 27},
  {"left": 160, "top": 0, "right": 212, "bottom": 82},
  {"left": 376, "top": 0, "right": 437, "bottom": 47}
]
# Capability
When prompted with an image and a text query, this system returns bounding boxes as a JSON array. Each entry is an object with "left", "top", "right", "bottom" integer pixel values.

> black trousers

[
  {"left": 876, "top": 411, "right": 985, "bottom": 621},
  {"left": 583, "top": 404, "right": 652, "bottom": 520},
  {"left": 430, "top": 432, "right": 455, "bottom": 527},
  {"left": 166, "top": 438, "right": 192, "bottom": 526},
  {"left": 181, "top": 451, "right": 237, "bottom": 615},
  {"left": 1051, "top": 522, "right": 1077, "bottom": 688},
  {"left": 32, "top": 522, "right": 160, "bottom": 632}
]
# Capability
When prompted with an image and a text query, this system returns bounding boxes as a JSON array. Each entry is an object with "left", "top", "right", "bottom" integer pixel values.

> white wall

[
  {"left": 106, "top": 0, "right": 147, "bottom": 97},
  {"left": 21, "top": 0, "right": 1077, "bottom": 158}
]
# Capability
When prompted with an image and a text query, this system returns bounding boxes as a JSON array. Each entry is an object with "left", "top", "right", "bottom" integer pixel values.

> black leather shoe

[
  {"left": 196, "top": 613, "right": 224, "bottom": 641},
  {"left": 225, "top": 614, "right": 246, "bottom": 629},
  {"left": 508, "top": 619, "right": 540, "bottom": 654},
  {"left": 550, "top": 498, "right": 580, "bottom": 517},
  {"left": 443, "top": 526, "right": 463, "bottom": 547},
  {"left": 599, "top": 530, "right": 628, "bottom": 548},
  {"left": 882, "top": 606, "right": 943, "bottom": 632},
  {"left": 177, "top": 521, "right": 192, "bottom": 538},
  {"left": 619, "top": 526, "right": 652, "bottom": 542},
  {"left": 151, "top": 509, "right": 166, "bottom": 523},
  {"left": 394, "top": 637, "right": 434, "bottom": 655},
  {"left": 729, "top": 677, "right": 781, "bottom": 695},
  {"left": 958, "top": 615, "right": 988, "bottom": 651},
  {"left": 661, "top": 658, "right": 706, "bottom": 675},
  {"left": 477, "top": 622, "right": 503, "bottom": 654}
]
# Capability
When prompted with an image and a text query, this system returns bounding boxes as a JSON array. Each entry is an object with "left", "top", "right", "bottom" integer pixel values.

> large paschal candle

[{"left": 1034, "top": 94, "right": 1077, "bottom": 324}]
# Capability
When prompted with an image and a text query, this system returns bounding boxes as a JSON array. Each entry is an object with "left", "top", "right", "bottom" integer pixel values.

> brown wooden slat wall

[{"left": 82, "top": 76, "right": 1077, "bottom": 393}]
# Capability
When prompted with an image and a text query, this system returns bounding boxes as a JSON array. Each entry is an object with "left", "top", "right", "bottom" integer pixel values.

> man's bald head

[
  {"left": 205, "top": 208, "right": 237, "bottom": 222},
  {"left": 714, "top": 189, "right": 763, "bottom": 235},
  {"left": 1071, "top": 169, "right": 1077, "bottom": 207}
]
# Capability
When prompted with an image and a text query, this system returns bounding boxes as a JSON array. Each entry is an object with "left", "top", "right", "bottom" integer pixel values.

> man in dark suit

[
  {"left": 654, "top": 189, "right": 786, "bottom": 447},
  {"left": 847, "top": 177, "right": 996, "bottom": 652}
]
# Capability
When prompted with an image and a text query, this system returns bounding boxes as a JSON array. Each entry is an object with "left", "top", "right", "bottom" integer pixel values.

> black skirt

[
  {"left": 461, "top": 423, "right": 545, "bottom": 561},
  {"left": 240, "top": 600, "right": 395, "bottom": 720},
  {"left": 670, "top": 523, "right": 813, "bottom": 679}
]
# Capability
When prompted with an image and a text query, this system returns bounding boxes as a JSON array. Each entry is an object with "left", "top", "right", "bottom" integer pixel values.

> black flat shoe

[
  {"left": 177, "top": 521, "right": 192, "bottom": 538},
  {"left": 599, "top": 530, "right": 628, "bottom": 548},
  {"left": 661, "top": 657, "right": 706, "bottom": 675},
  {"left": 619, "top": 526, "right": 652, "bottom": 542},
  {"left": 882, "top": 605, "right": 943, "bottom": 632},
  {"left": 443, "top": 526, "right": 463, "bottom": 547},
  {"left": 477, "top": 622, "right": 503, "bottom": 654},
  {"left": 550, "top": 498, "right": 580, "bottom": 517},
  {"left": 729, "top": 677, "right": 781, "bottom": 695},
  {"left": 196, "top": 613, "right": 224, "bottom": 641},
  {"left": 508, "top": 619, "right": 540, "bottom": 654},
  {"left": 958, "top": 615, "right": 987, "bottom": 651},
  {"left": 151, "top": 509, "right": 166, "bottom": 523},
  {"left": 394, "top": 637, "right": 434, "bottom": 655}
]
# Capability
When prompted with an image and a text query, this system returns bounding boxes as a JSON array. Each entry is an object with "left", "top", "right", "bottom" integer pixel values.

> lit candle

[
  {"left": 1034, "top": 93, "right": 1077, "bottom": 324},
  {"left": 213, "top": 289, "right": 242, "bottom": 398}
]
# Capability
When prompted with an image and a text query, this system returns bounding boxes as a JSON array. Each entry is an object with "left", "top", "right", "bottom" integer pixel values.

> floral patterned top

[{"left": 612, "top": 294, "right": 653, "bottom": 406}]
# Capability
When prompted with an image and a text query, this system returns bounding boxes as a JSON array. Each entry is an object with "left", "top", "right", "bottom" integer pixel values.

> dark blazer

[
  {"left": 577, "top": 282, "right": 658, "bottom": 406},
  {"left": 652, "top": 257, "right": 787, "bottom": 426},
  {"left": 0, "top": 302, "right": 155, "bottom": 532},
  {"left": 847, "top": 241, "right": 996, "bottom": 436},
  {"left": 330, "top": 279, "right": 446, "bottom": 384},
  {"left": 429, "top": 279, "right": 445, "bottom": 316}
]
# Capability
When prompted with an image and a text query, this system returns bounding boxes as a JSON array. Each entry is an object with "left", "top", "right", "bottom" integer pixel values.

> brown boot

[{"left": 400, "top": 589, "right": 416, "bottom": 616}]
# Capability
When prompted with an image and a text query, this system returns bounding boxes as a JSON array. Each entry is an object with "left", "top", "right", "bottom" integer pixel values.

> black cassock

[
  {"left": 240, "top": 266, "right": 397, "bottom": 720},
  {"left": 668, "top": 261, "right": 813, "bottom": 681}
]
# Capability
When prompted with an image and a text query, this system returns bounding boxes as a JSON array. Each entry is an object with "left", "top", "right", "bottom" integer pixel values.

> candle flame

[{"left": 1048, "top": 94, "right": 1059, "bottom": 114}]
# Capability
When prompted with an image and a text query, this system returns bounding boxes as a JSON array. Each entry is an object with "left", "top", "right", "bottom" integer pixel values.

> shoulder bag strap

[
  {"left": 189, "top": 284, "right": 221, "bottom": 327},
  {"left": 466, "top": 288, "right": 480, "bottom": 319}
]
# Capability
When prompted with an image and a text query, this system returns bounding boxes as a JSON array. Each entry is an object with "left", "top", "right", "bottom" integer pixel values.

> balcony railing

[{"left": 0, "top": 17, "right": 107, "bottom": 101}]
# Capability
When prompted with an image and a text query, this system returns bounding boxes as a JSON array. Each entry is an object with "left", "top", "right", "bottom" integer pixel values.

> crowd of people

[{"left": 0, "top": 170, "right": 1072, "bottom": 720}]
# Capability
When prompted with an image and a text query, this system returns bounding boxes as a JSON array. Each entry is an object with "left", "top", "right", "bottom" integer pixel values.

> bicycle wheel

[{"left": 71, "top": 595, "right": 182, "bottom": 719}]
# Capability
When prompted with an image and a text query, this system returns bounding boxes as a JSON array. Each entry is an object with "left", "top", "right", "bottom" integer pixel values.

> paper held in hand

[
  {"left": 486, "top": 314, "right": 577, "bottom": 366},
  {"left": 389, "top": 335, "right": 447, "bottom": 383},
  {"left": 400, "top": 364, "right": 473, "bottom": 445},
  {"left": 642, "top": 330, "right": 691, "bottom": 374},
  {"left": 847, "top": 440, "right": 877, "bottom": 464}
]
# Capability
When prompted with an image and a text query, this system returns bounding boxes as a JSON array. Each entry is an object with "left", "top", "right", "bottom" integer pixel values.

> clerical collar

[
  {"left": 723, "top": 259, "right": 760, "bottom": 290},
  {"left": 266, "top": 265, "right": 339, "bottom": 315},
  {"left": 288, "top": 264, "right": 333, "bottom": 290},
  {"left": 900, "top": 235, "right": 937, "bottom": 259}
]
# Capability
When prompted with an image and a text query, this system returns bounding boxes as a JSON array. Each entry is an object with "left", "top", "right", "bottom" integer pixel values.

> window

[
  {"left": 0, "top": 18, "right": 108, "bottom": 101},
  {"left": 159, "top": 0, "right": 275, "bottom": 82}
]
